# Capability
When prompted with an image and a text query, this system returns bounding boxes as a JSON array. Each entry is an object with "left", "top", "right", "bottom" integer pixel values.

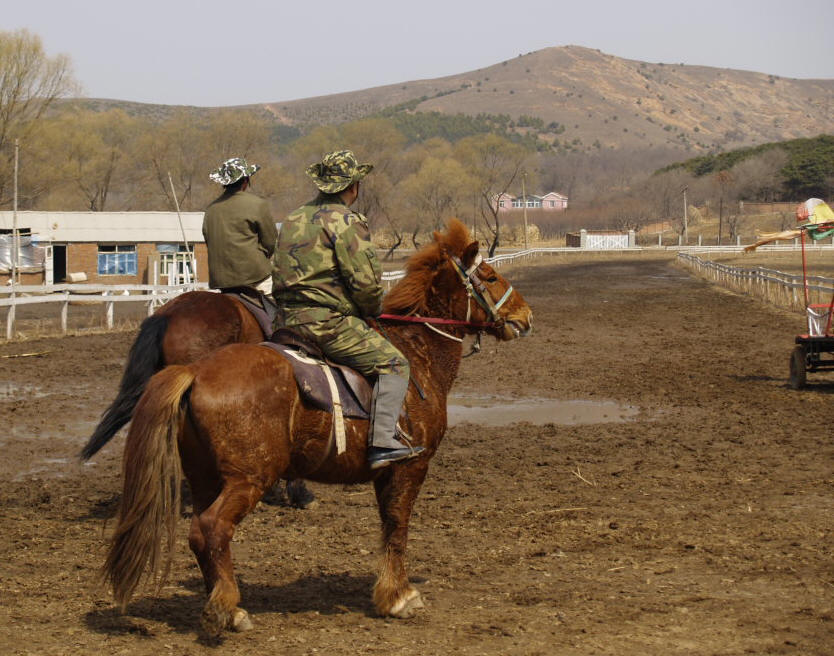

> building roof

[
  {"left": 497, "top": 191, "right": 567, "bottom": 201},
  {"left": 0, "top": 211, "right": 205, "bottom": 243}
]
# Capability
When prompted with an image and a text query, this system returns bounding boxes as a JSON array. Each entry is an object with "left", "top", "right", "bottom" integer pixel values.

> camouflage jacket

[
  {"left": 202, "top": 189, "right": 277, "bottom": 289},
  {"left": 272, "top": 193, "right": 383, "bottom": 324}
]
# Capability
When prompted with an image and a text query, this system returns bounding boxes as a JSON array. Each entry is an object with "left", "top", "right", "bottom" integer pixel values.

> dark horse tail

[
  {"left": 103, "top": 365, "right": 194, "bottom": 610},
  {"left": 80, "top": 314, "right": 169, "bottom": 461}
]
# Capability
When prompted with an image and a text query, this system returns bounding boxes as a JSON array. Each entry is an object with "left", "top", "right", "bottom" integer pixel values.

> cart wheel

[{"left": 789, "top": 345, "right": 807, "bottom": 390}]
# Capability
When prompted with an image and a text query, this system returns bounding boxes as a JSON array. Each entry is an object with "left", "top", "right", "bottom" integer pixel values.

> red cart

[{"left": 788, "top": 206, "right": 834, "bottom": 389}]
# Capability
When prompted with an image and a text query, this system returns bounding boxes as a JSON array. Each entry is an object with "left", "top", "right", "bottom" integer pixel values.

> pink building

[{"left": 495, "top": 191, "right": 568, "bottom": 213}]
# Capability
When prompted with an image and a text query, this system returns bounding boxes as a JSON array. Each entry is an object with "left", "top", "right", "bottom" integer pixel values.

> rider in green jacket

[
  {"left": 272, "top": 150, "right": 424, "bottom": 469},
  {"left": 203, "top": 157, "right": 277, "bottom": 299}
]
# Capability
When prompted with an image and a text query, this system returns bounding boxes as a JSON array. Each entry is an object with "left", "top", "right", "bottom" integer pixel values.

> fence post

[
  {"left": 61, "top": 293, "right": 69, "bottom": 333},
  {"left": 6, "top": 297, "right": 14, "bottom": 340},
  {"left": 104, "top": 291, "right": 114, "bottom": 329}
]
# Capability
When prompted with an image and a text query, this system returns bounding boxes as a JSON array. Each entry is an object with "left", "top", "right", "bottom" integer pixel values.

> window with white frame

[
  {"left": 98, "top": 244, "right": 137, "bottom": 275},
  {"left": 156, "top": 244, "right": 195, "bottom": 283}
]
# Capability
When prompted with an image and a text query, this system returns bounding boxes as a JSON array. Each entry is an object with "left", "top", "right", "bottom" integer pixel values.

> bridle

[
  {"left": 450, "top": 253, "right": 514, "bottom": 324},
  {"left": 377, "top": 252, "right": 515, "bottom": 356}
]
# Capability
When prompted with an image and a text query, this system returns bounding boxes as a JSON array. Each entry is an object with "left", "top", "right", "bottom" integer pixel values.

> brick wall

[
  {"left": 66, "top": 243, "right": 210, "bottom": 284},
  {"left": 1, "top": 270, "right": 44, "bottom": 285}
]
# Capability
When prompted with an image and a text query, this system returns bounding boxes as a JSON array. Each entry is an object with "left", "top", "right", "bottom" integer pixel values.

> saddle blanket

[{"left": 259, "top": 341, "right": 371, "bottom": 421}]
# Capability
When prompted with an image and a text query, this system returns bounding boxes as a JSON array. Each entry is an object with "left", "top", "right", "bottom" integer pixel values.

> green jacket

[
  {"left": 202, "top": 189, "right": 278, "bottom": 289},
  {"left": 272, "top": 193, "right": 383, "bottom": 324}
]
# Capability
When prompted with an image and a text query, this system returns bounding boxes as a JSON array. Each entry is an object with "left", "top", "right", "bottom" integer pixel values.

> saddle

[
  {"left": 222, "top": 293, "right": 373, "bottom": 454},
  {"left": 260, "top": 330, "right": 373, "bottom": 456},
  {"left": 261, "top": 328, "right": 372, "bottom": 415},
  {"left": 221, "top": 288, "right": 276, "bottom": 338}
]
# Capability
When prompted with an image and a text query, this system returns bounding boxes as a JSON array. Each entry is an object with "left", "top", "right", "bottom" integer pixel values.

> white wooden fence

[
  {"left": 677, "top": 250, "right": 834, "bottom": 312},
  {"left": 1, "top": 282, "right": 207, "bottom": 339}
]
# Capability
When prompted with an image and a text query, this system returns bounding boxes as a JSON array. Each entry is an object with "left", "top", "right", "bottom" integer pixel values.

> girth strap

[{"left": 283, "top": 349, "right": 347, "bottom": 454}]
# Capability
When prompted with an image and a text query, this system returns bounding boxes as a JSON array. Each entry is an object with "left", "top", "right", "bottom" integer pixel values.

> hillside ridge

[{"left": 70, "top": 45, "right": 834, "bottom": 155}]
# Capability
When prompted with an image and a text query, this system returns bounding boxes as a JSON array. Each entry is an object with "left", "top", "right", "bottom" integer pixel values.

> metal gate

[{"left": 586, "top": 233, "right": 628, "bottom": 249}]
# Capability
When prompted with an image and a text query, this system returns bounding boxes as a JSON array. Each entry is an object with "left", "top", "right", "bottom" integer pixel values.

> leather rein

[{"left": 377, "top": 253, "right": 514, "bottom": 357}]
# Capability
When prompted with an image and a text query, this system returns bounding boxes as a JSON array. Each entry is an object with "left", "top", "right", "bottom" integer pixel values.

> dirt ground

[{"left": 1, "top": 251, "right": 832, "bottom": 655}]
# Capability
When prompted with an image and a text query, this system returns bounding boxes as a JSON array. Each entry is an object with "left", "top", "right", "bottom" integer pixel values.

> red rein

[{"left": 376, "top": 313, "right": 495, "bottom": 329}]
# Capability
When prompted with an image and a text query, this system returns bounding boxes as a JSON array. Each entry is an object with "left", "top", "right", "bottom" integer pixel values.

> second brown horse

[{"left": 102, "top": 220, "right": 533, "bottom": 636}]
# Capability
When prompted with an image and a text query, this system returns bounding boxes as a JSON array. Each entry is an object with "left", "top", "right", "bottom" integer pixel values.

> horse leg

[
  {"left": 193, "top": 480, "right": 262, "bottom": 637},
  {"left": 372, "top": 462, "right": 429, "bottom": 618},
  {"left": 286, "top": 478, "right": 317, "bottom": 509},
  {"left": 259, "top": 479, "right": 316, "bottom": 509},
  {"left": 187, "top": 491, "right": 216, "bottom": 594}
]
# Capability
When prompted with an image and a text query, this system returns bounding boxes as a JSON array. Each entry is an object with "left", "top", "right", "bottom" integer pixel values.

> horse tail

[
  {"left": 103, "top": 365, "right": 194, "bottom": 610},
  {"left": 80, "top": 313, "right": 169, "bottom": 461}
]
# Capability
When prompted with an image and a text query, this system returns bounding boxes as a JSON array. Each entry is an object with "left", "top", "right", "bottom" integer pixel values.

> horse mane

[{"left": 382, "top": 218, "right": 473, "bottom": 315}]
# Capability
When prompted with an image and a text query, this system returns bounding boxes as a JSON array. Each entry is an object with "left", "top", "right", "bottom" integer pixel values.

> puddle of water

[
  {"left": 447, "top": 395, "right": 639, "bottom": 426},
  {"left": 0, "top": 381, "right": 48, "bottom": 400}
]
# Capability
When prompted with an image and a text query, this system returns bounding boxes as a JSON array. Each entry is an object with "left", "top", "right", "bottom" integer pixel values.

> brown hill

[
  {"left": 264, "top": 45, "right": 832, "bottom": 153},
  {"left": 71, "top": 46, "right": 833, "bottom": 155}
]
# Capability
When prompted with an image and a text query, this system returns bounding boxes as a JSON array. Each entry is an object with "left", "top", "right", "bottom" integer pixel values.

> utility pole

[
  {"left": 472, "top": 193, "right": 477, "bottom": 242},
  {"left": 682, "top": 186, "right": 688, "bottom": 245},
  {"left": 521, "top": 170, "right": 529, "bottom": 250},
  {"left": 12, "top": 139, "right": 20, "bottom": 284}
]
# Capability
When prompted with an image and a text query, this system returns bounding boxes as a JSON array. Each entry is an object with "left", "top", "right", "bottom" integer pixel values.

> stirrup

[
  {"left": 367, "top": 444, "right": 425, "bottom": 470},
  {"left": 394, "top": 424, "right": 415, "bottom": 446}
]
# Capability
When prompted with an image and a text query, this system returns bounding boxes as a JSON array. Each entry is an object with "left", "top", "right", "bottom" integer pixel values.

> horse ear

[
  {"left": 432, "top": 230, "right": 443, "bottom": 243},
  {"left": 461, "top": 240, "right": 480, "bottom": 268}
]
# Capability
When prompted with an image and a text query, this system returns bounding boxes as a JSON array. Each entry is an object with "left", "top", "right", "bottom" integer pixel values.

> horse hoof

[
  {"left": 232, "top": 608, "right": 253, "bottom": 632},
  {"left": 389, "top": 588, "right": 425, "bottom": 618},
  {"left": 201, "top": 604, "right": 230, "bottom": 637}
]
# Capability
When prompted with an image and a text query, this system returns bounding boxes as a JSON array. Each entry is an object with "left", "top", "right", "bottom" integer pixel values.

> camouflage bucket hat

[
  {"left": 209, "top": 157, "right": 260, "bottom": 186},
  {"left": 306, "top": 149, "right": 373, "bottom": 194}
]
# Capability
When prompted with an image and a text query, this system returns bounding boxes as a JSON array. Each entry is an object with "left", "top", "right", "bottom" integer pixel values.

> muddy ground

[{"left": 0, "top": 252, "right": 832, "bottom": 655}]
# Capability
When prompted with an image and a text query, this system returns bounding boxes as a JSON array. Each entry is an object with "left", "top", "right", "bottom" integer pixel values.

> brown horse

[
  {"left": 80, "top": 291, "right": 263, "bottom": 460},
  {"left": 102, "top": 219, "right": 533, "bottom": 636},
  {"left": 79, "top": 286, "right": 314, "bottom": 506}
]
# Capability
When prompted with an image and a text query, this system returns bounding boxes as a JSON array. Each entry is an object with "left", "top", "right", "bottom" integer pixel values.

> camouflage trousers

[{"left": 284, "top": 313, "right": 409, "bottom": 381}]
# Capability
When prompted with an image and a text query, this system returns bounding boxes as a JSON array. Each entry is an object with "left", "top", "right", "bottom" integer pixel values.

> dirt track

[{"left": 1, "top": 252, "right": 832, "bottom": 655}]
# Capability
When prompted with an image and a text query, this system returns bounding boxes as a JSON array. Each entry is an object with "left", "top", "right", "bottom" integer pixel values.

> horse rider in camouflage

[
  {"left": 272, "top": 149, "right": 425, "bottom": 469},
  {"left": 203, "top": 157, "right": 278, "bottom": 305}
]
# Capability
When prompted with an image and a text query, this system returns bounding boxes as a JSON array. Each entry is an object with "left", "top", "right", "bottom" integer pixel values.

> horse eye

[{"left": 486, "top": 276, "right": 498, "bottom": 283}]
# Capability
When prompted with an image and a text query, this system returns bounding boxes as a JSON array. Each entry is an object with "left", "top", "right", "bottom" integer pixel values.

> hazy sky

[{"left": 5, "top": 0, "right": 834, "bottom": 107}]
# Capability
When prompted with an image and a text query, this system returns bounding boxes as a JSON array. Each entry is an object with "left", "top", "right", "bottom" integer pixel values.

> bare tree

[
  {"left": 38, "top": 109, "right": 138, "bottom": 210},
  {"left": 0, "top": 29, "right": 77, "bottom": 206},
  {"left": 341, "top": 119, "right": 410, "bottom": 255},
  {"left": 135, "top": 111, "right": 215, "bottom": 211},
  {"left": 731, "top": 149, "right": 789, "bottom": 202},
  {"left": 455, "top": 134, "right": 529, "bottom": 256},
  {"left": 401, "top": 156, "right": 473, "bottom": 233},
  {"left": 713, "top": 170, "right": 735, "bottom": 245}
]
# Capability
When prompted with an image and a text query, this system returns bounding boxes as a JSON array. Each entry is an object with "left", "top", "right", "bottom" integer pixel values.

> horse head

[{"left": 383, "top": 219, "right": 533, "bottom": 341}]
